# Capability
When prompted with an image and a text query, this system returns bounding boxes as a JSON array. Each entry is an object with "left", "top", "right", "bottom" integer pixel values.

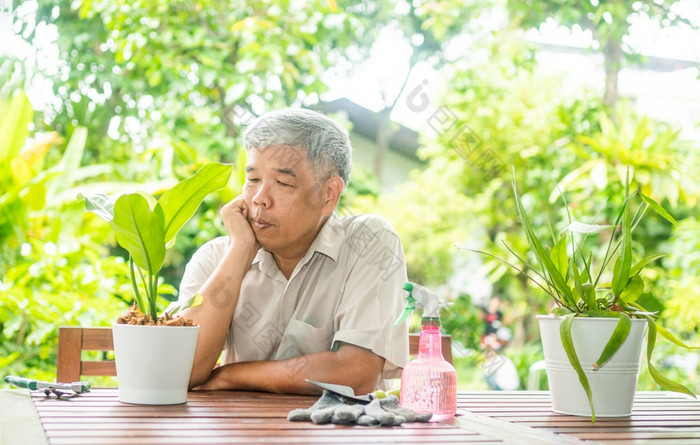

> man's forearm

[
  {"left": 193, "top": 344, "right": 385, "bottom": 395},
  {"left": 182, "top": 244, "right": 254, "bottom": 388}
]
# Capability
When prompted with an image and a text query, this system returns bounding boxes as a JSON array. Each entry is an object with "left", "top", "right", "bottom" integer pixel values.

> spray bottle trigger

[
  {"left": 393, "top": 305, "right": 412, "bottom": 326},
  {"left": 393, "top": 294, "right": 416, "bottom": 327}
]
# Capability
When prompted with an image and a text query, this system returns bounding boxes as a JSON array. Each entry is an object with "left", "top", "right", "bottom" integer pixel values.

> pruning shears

[
  {"left": 305, "top": 379, "right": 400, "bottom": 404},
  {"left": 4, "top": 375, "right": 91, "bottom": 398}
]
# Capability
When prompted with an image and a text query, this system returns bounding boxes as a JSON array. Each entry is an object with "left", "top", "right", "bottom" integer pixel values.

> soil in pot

[{"left": 116, "top": 303, "right": 196, "bottom": 327}]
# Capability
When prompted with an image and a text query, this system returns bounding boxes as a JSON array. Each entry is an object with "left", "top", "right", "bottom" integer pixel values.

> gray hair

[{"left": 242, "top": 108, "right": 353, "bottom": 187}]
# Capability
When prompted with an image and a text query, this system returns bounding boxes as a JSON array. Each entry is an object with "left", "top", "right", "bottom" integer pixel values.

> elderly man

[{"left": 179, "top": 108, "right": 408, "bottom": 395}]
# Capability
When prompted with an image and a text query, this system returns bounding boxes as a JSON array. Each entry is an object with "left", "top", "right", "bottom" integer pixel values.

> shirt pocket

[{"left": 275, "top": 318, "right": 334, "bottom": 359}]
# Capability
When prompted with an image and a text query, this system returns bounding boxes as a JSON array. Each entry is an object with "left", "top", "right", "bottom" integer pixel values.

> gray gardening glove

[
  {"left": 288, "top": 392, "right": 432, "bottom": 426},
  {"left": 357, "top": 395, "right": 433, "bottom": 426},
  {"left": 378, "top": 395, "right": 433, "bottom": 423},
  {"left": 287, "top": 390, "right": 365, "bottom": 425},
  {"left": 287, "top": 391, "right": 345, "bottom": 422}
]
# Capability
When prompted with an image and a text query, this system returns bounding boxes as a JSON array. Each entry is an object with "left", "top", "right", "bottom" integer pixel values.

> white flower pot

[
  {"left": 537, "top": 315, "right": 647, "bottom": 417},
  {"left": 112, "top": 324, "right": 200, "bottom": 405}
]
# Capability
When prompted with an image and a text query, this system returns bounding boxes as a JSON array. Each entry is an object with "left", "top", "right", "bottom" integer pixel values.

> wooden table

[{"left": 2, "top": 389, "right": 699, "bottom": 444}]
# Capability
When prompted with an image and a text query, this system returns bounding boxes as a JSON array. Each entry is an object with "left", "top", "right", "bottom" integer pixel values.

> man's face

[{"left": 243, "top": 146, "right": 331, "bottom": 257}]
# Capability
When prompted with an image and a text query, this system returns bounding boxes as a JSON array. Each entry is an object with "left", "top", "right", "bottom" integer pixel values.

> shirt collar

[{"left": 307, "top": 213, "right": 343, "bottom": 263}]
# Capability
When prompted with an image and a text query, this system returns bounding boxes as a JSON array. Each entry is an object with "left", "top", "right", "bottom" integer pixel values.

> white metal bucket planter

[
  {"left": 112, "top": 324, "right": 200, "bottom": 405},
  {"left": 538, "top": 315, "right": 647, "bottom": 417}
]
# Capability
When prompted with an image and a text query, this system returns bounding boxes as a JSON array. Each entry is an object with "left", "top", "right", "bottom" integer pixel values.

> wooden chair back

[
  {"left": 408, "top": 332, "right": 453, "bottom": 364},
  {"left": 57, "top": 326, "right": 116, "bottom": 383},
  {"left": 56, "top": 327, "right": 453, "bottom": 382}
]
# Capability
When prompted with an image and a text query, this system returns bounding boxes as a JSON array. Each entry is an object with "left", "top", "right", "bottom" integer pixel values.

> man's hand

[{"left": 221, "top": 195, "right": 260, "bottom": 254}]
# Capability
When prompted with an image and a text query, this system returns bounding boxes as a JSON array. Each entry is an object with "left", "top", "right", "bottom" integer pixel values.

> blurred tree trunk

[
  {"left": 603, "top": 37, "right": 622, "bottom": 110},
  {"left": 507, "top": 0, "right": 695, "bottom": 116},
  {"left": 366, "top": 0, "right": 478, "bottom": 182}
]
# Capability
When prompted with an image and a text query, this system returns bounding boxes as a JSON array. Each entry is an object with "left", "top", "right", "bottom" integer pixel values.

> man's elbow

[
  {"left": 188, "top": 365, "right": 212, "bottom": 390},
  {"left": 353, "top": 379, "right": 380, "bottom": 397},
  {"left": 347, "top": 365, "right": 383, "bottom": 395},
  {"left": 334, "top": 345, "right": 385, "bottom": 395}
]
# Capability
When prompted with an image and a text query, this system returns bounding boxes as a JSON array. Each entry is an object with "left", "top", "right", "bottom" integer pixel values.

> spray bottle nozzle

[{"left": 393, "top": 282, "right": 451, "bottom": 327}]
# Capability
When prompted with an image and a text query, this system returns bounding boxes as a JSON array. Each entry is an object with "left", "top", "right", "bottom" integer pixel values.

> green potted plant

[
  {"left": 81, "top": 162, "right": 232, "bottom": 405},
  {"left": 467, "top": 168, "right": 696, "bottom": 421}
]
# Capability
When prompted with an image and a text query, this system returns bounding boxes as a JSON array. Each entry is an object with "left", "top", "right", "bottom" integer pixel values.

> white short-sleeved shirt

[{"left": 178, "top": 213, "right": 409, "bottom": 382}]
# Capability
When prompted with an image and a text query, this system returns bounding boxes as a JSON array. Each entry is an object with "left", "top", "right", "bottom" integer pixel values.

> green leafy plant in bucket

[
  {"left": 466, "top": 168, "right": 697, "bottom": 421},
  {"left": 80, "top": 163, "right": 233, "bottom": 322}
]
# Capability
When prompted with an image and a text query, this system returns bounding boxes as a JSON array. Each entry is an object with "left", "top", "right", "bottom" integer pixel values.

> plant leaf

[
  {"left": 158, "top": 162, "right": 233, "bottom": 244},
  {"left": 552, "top": 307, "right": 573, "bottom": 316},
  {"left": 619, "top": 275, "right": 644, "bottom": 304},
  {"left": 134, "top": 190, "right": 159, "bottom": 211},
  {"left": 560, "top": 313, "right": 595, "bottom": 421},
  {"left": 80, "top": 193, "right": 115, "bottom": 222},
  {"left": 582, "top": 283, "right": 597, "bottom": 309},
  {"left": 593, "top": 312, "right": 631, "bottom": 369},
  {"left": 48, "top": 126, "right": 87, "bottom": 197},
  {"left": 111, "top": 193, "right": 165, "bottom": 275},
  {"left": 550, "top": 234, "right": 568, "bottom": 278},
  {"left": 512, "top": 173, "right": 574, "bottom": 307},
  {"left": 595, "top": 189, "right": 636, "bottom": 287},
  {"left": 612, "top": 178, "right": 632, "bottom": 298},
  {"left": 648, "top": 361, "right": 696, "bottom": 398},
  {"left": 129, "top": 257, "right": 146, "bottom": 314},
  {"left": 0, "top": 91, "right": 33, "bottom": 163},
  {"left": 640, "top": 194, "right": 677, "bottom": 226},
  {"left": 629, "top": 254, "right": 664, "bottom": 278},
  {"left": 569, "top": 230, "right": 592, "bottom": 310},
  {"left": 656, "top": 322, "right": 700, "bottom": 350},
  {"left": 627, "top": 302, "right": 692, "bottom": 349},
  {"left": 501, "top": 241, "right": 552, "bottom": 284},
  {"left": 562, "top": 221, "right": 616, "bottom": 234},
  {"left": 460, "top": 247, "right": 555, "bottom": 297},
  {"left": 586, "top": 309, "right": 623, "bottom": 318},
  {"left": 229, "top": 147, "right": 248, "bottom": 192},
  {"left": 579, "top": 252, "right": 592, "bottom": 284},
  {"left": 571, "top": 260, "right": 590, "bottom": 308},
  {"left": 640, "top": 314, "right": 696, "bottom": 397},
  {"left": 164, "top": 293, "right": 204, "bottom": 316}
]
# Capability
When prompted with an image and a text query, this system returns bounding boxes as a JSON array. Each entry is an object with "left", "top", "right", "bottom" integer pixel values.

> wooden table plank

[
  {"left": 516, "top": 420, "right": 700, "bottom": 428},
  {"left": 452, "top": 411, "right": 591, "bottom": 445},
  {"left": 47, "top": 439, "right": 503, "bottom": 445},
  {"left": 457, "top": 390, "right": 700, "bottom": 444},
  {"left": 9, "top": 388, "right": 700, "bottom": 444},
  {"left": 603, "top": 441, "right": 700, "bottom": 445},
  {"left": 26, "top": 389, "right": 509, "bottom": 445}
]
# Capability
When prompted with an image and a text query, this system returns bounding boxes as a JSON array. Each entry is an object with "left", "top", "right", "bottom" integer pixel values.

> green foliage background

[{"left": 2, "top": 0, "right": 699, "bottom": 392}]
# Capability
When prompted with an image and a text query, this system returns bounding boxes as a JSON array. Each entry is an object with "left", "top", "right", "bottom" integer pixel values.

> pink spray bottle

[{"left": 394, "top": 282, "right": 457, "bottom": 421}]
